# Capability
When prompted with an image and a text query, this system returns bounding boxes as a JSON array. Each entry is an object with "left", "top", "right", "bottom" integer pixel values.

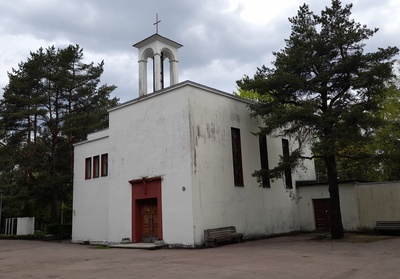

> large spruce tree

[
  {"left": 237, "top": 0, "right": 398, "bottom": 239},
  {"left": 0, "top": 45, "right": 118, "bottom": 225}
]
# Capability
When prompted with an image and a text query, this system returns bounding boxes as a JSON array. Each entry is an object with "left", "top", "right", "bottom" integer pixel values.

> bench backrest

[
  {"left": 376, "top": 221, "right": 400, "bottom": 226},
  {"left": 205, "top": 226, "right": 237, "bottom": 238}
]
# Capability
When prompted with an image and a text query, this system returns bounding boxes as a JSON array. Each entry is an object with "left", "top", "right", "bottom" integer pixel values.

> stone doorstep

[{"left": 110, "top": 242, "right": 166, "bottom": 250}]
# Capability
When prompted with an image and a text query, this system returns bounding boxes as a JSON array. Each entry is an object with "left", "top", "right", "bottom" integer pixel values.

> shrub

[{"left": 47, "top": 223, "right": 72, "bottom": 235}]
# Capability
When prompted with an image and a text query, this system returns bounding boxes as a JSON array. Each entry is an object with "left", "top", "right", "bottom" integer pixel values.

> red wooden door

[
  {"left": 140, "top": 199, "right": 158, "bottom": 242},
  {"left": 313, "top": 199, "right": 331, "bottom": 231}
]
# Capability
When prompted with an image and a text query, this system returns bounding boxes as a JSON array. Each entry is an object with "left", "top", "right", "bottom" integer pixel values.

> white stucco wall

[
  {"left": 297, "top": 183, "right": 360, "bottom": 231},
  {"left": 186, "top": 85, "right": 316, "bottom": 244},
  {"left": 16, "top": 217, "right": 35, "bottom": 235},
  {"left": 106, "top": 87, "right": 194, "bottom": 245},
  {"left": 356, "top": 181, "right": 400, "bottom": 229},
  {"left": 72, "top": 133, "right": 110, "bottom": 243},
  {"left": 72, "top": 81, "right": 317, "bottom": 246}
]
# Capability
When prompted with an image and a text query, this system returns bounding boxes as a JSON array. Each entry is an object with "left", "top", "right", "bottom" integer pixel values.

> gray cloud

[{"left": 0, "top": 0, "right": 399, "bottom": 102}]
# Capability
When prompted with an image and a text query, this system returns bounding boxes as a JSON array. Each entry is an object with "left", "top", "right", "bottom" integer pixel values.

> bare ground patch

[{"left": 309, "top": 232, "right": 393, "bottom": 243}]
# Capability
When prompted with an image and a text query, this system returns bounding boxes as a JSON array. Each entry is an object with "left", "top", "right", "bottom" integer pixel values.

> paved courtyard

[{"left": 0, "top": 233, "right": 399, "bottom": 279}]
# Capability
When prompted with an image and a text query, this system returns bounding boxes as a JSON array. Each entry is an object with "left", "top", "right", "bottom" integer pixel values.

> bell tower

[{"left": 133, "top": 19, "right": 183, "bottom": 97}]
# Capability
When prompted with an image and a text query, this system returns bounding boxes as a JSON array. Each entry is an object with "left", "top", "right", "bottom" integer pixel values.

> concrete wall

[
  {"left": 17, "top": 217, "right": 35, "bottom": 235},
  {"left": 72, "top": 82, "right": 317, "bottom": 246},
  {"left": 106, "top": 87, "right": 194, "bottom": 245},
  {"left": 72, "top": 133, "right": 110, "bottom": 243},
  {"left": 187, "top": 85, "right": 316, "bottom": 244},
  {"left": 297, "top": 183, "right": 360, "bottom": 231},
  {"left": 356, "top": 182, "right": 400, "bottom": 229},
  {"left": 297, "top": 182, "right": 400, "bottom": 232},
  {"left": 5, "top": 217, "right": 35, "bottom": 235}
]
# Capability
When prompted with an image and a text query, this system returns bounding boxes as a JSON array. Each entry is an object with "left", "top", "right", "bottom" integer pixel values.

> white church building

[{"left": 71, "top": 32, "right": 316, "bottom": 247}]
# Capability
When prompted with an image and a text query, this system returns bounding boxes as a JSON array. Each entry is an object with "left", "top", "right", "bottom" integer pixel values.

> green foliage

[
  {"left": 47, "top": 223, "right": 72, "bottom": 235},
  {"left": 237, "top": 0, "right": 399, "bottom": 239},
  {"left": 0, "top": 45, "right": 118, "bottom": 226},
  {"left": 372, "top": 82, "right": 400, "bottom": 180},
  {"left": 234, "top": 88, "right": 260, "bottom": 101},
  {"left": 315, "top": 71, "right": 400, "bottom": 182}
]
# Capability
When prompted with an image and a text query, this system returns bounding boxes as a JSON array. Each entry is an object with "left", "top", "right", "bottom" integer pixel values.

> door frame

[{"left": 129, "top": 176, "right": 162, "bottom": 243}]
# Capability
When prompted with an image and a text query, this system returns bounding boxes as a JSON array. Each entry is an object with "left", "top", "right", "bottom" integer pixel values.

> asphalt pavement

[{"left": 0, "top": 233, "right": 399, "bottom": 279}]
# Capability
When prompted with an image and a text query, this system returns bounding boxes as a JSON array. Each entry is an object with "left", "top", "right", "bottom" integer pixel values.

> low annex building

[{"left": 71, "top": 32, "right": 316, "bottom": 246}]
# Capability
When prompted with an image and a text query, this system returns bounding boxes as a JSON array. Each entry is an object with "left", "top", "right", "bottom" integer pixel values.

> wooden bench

[
  {"left": 374, "top": 221, "right": 400, "bottom": 235},
  {"left": 204, "top": 226, "right": 243, "bottom": 248}
]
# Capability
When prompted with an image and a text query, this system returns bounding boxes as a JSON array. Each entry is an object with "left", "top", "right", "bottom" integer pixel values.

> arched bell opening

[
  {"left": 134, "top": 34, "right": 182, "bottom": 97},
  {"left": 160, "top": 48, "right": 177, "bottom": 89}
]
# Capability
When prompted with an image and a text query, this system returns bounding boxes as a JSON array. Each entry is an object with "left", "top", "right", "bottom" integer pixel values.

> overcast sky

[{"left": 0, "top": 0, "right": 399, "bottom": 103}]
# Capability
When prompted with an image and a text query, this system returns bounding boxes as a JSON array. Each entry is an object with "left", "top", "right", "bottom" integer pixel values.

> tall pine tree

[
  {"left": 0, "top": 45, "right": 118, "bottom": 225},
  {"left": 237, "top": 0, "right": 398, "bottom": 239}
]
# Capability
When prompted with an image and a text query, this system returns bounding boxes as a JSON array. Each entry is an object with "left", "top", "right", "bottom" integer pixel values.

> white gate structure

[{"left": 5, "top": 217, "right": 35, "bottom": 235}]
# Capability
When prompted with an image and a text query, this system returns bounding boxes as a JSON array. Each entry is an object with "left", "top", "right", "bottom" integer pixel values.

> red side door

[{"left": 313, "top": 199, "right": 331, "bottom": 231}]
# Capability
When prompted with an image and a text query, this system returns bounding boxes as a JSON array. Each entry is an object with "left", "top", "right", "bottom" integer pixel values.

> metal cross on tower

[{"left": 153, "top": 13, "right": 161, "bottom": 34}]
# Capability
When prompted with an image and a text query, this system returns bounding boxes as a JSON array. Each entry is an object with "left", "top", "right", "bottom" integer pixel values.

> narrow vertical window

[
  {"left": 282, "top": 139, "right": 293, "bottom": 189},
  {"left": 93, "top": 155, "right": 100, "bottom": 178},
  {"left": 101, "top": 153, "right": 108, "bottom": 177},
  {"left": 231, "top": 127, "right": 244, "bottom": 186},
  {"left": 85, "top": 157, "right": 92, "bottom": 179},
  {"left": 259, "top": 135, "right": 270, "bottom": 188}
]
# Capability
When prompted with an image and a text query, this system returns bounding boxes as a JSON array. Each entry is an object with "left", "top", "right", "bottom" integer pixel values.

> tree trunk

[
  {"left": 325, "top": 155, "right": 344, "bottom": 239},
  {"left": 50, "top": 189, "right": 59, "bottom": 224}
]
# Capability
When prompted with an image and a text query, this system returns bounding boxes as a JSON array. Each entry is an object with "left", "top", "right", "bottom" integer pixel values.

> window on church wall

[
  {"left": 259, "top": 135, "right": 271, "bottom": 188},
  {"left": 231, "top": 127, "right": 244, "bottom": 187},
  {"left": 282, "top": 138, "right": 293, "bottom": 189},
  {"left": 101, "top": 153, "right": 108, "bottom": 177},
  {"left": 85, "top": 157, "right": 92, "bottom": 179},
  {"left": 93, "top": 155, "right": 100, "bottom": 178}
]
